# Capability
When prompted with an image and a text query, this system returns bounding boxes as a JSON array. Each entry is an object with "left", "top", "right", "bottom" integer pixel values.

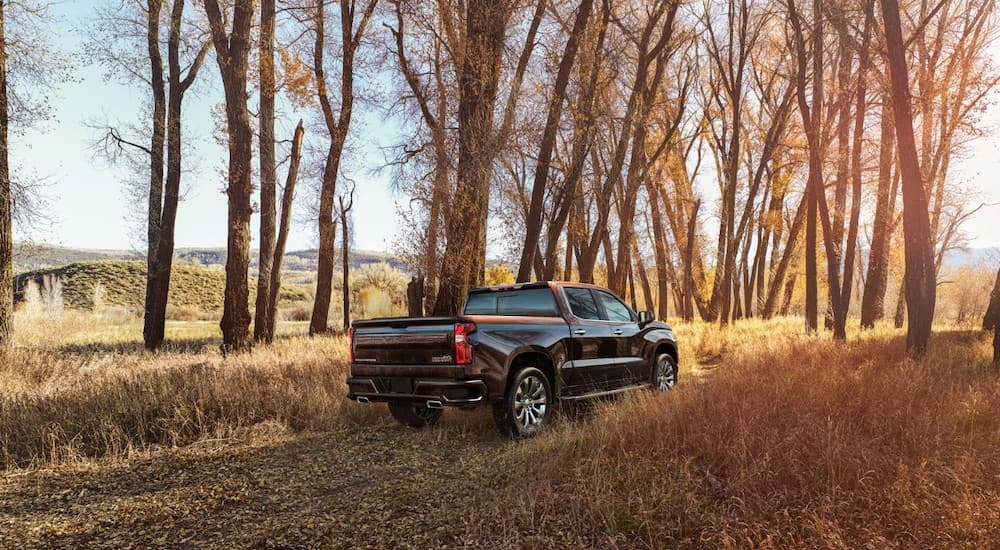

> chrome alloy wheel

[
  {"left": 513, "top": 374, "right": 548, "bottom": 429},
  {"left": 656, "top": 355, "right": 677, "bottom": 391}
]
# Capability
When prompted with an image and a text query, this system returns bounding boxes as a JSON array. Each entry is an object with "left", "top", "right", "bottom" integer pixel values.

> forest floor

[{"left": 2, "top": 314, "right": 1000, "bottom": 548}]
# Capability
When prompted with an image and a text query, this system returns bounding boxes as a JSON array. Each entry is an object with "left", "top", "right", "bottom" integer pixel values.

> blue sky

[
  {"left": 11, "top": 1, "right": 1000, "bottom": 256},
  {"left": 16, "top": 0, "right": 403, "bottom": 254}
]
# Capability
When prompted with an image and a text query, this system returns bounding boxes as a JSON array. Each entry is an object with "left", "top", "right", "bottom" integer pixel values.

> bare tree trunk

[
  {"left": 516, "top": 0, "right": 593, "bottom": 282},
  {"left": 434, "top": 0, "right": 512, "bottom": 315},
  {"left": 204, "top": 0, "right": 255, "bottom": 353},
  {"left": 633, "top": 238, "right": 655, "bottom": 314},
  {"left": 994, "top": 322, "right": 1000, "bottom": 368},
  {"left": 254, "top": 0, "right": 277, "bottom": 343},
  {"left": 647, "top": 183, "right": 671, "bottom": 320},
  {"left": 861, "top": 97, "right": 897, "bottom": 328},
  {"left": 310, "top": 0, "right": 377, "bottom": 334},
  {"left": 144, "top": 0, "right": 209, "bottom": 351},
  {"left": 882, "top": 0, "right": 937, "bottom": 356},
  {"left": 787, "top": 0, "right": 822, "bottom": 333},
  {"left": 141, "top": 0, "right": 166, "bottom": 348},
  {"left": 987, "top": 267, "right": 1000, "bottom": 366},
  {"left": 265, "top": 121, "right": 305, "bottom": 341},
  {"left": 339, "top": 187, "right": 354, "bottom": 331},
  {"left": 837, "top": 0, "right": 873, "bottom": 339},
  {"left": 0, "top": 0, "right": 10, "bottom": 349},
  {"left": 683, "top": 199, "right": 700, "bottom": 322},
  {"left": 985, "top": 267, "right": 1000, "bottom": 331}
]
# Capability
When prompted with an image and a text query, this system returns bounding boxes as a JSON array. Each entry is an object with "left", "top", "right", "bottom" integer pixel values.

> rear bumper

[{"left": 347, "top": 376, "right": 489, "bottom": 406}]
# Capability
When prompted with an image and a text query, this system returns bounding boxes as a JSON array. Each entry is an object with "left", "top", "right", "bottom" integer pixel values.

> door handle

[
  {"left": 613, "top": 329, "right": 624, "bottom": 335},
  {"left": 574, "top": 329, "right": 587, "bottom": 335}
]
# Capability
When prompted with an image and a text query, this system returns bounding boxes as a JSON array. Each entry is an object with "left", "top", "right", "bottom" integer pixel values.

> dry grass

[
  {"left": 476, "top": 319, "right": 1000, "bottom": 547},
  {"left": 2, "top": 313, "right": 999, "bottom": 547},
  {"left": 1, "top": 312, "right": 365, "bottom": 469}
]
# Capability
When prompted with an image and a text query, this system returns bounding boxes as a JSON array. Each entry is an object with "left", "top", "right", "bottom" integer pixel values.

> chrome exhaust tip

[
  {"left": 426, "top": 400, "right": 444, "bottom": 409},
  {"left": 356, "top": 396, "right": 371, "bottom": 404}
]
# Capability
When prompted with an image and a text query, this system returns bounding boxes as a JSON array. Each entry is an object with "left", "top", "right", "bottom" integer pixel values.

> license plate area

[{"left": 373, "top": 377, "right": 415, "bottom": 394}]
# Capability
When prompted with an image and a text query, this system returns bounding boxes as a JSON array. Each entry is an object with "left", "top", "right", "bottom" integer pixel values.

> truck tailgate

[{"left": 352, "top": 317, "right": 462, "bottom": 365}]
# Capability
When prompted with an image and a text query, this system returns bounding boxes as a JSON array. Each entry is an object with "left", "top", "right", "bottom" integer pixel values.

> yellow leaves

[
  {"left": 278, "top": 47, "right": 315, "bottom": 108},
  {"left": 484, "top": 264, "right": 515, "bottom": 286}
]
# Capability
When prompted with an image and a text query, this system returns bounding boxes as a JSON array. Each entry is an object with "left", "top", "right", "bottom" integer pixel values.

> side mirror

[{"left": 638, "top": 310, "right": 655, "bottom": 325}]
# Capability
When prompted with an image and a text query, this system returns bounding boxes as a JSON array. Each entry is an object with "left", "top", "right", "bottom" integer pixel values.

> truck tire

[
  {"left": 388, "top": 401, "right": 443, "bottom": 428},
  {"left": 652, "top": 353, "right": 678, "bottom": 392},
  {"left": 492, "top": 367, "right": 552, "bottom": 438}
]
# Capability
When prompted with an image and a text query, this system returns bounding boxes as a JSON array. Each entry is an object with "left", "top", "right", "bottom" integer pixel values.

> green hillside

[{"left": 13, "top": 261, "right": 311, "bottom": 311}]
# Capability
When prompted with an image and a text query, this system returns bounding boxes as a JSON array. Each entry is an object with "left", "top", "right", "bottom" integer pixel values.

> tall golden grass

[
  {"left": 478, "top": 319, "right": 1000, "bottom": 546},
  {"left": 3, "top": 311, "right": 999, "bottom": 546},
  {"left": 1, "top": 311, "right": 369, "bottom": 469}
]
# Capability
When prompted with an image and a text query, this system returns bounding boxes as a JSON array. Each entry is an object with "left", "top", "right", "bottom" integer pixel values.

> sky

[{"left": 11, "top": 2, "right": 1000, "bottom": 256}]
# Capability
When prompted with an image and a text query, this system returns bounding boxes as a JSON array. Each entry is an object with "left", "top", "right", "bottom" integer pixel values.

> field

[{"left": 2, "top": 312, "right": 999, "bottom": 547}]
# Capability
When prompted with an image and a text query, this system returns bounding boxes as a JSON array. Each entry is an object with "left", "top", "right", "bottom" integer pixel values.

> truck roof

[{"left": 468, "top": 281, "right": 607, "bottom": 294}]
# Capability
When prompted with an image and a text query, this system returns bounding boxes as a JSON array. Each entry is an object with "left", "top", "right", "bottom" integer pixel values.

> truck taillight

[
  {"left": 454, "top": 322, "right": 476, "bottom": 365},
  {"left": 348, "top": 327, "right": 355, "bottom": 363}
]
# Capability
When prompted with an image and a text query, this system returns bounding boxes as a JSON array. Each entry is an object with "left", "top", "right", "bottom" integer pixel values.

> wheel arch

[
  {"left": 505, "top": 348, "right": 558, "bottom": 394},
  {"left": 653, "top": 340, "right": 679, "bottom": 367}
]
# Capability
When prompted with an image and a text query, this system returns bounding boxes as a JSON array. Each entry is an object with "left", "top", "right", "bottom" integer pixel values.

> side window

[
  {"left": 596, "top": 291, "right": 634, "bottom": 323},
  {"left": 564, "top": 288, "right": 601, "bottom": 320}
]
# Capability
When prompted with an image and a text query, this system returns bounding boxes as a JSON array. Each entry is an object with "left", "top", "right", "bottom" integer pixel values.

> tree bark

[
  {"left": 647, "top": 182, "right": 671, "bottom": 319},
  {"left": 860, "top": 96, "right": 897, "bottom": 328},
  {"left": 254, "top": 0, "right": 277, "bottom": 343},
  {"left": 0, "top": 0, "right": 11, "bottom": 349},
  {"left": 985, "top": 267, "right": 1000, "bottom": 329},
  {"left": 263, "top": 121, "right": 305, "bottom": 341},
  {"left": 683, "top": 199, "right": 700, "bottom": 322},
  {"left": 339, "top": 188, "right": 353, "bottom": 331},
  {"left": 987, "top": 267, "right": 1000, "bottom": 366},
  {"left": 433, "top": 0, "right": 512, "bottom": 315},
  {"left": 141, "top": 0, "right": 166, "bottom": 348},
  {"left": 881, "top": 0, "right": 937, "bottom": 356},
  {"left": 204, "top": 0, "right": 255, "bottom": 353}
]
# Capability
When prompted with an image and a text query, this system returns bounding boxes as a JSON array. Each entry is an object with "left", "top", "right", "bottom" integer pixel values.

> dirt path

[{"left": 1, "top": 412, "right": 538, "bottom": 548}]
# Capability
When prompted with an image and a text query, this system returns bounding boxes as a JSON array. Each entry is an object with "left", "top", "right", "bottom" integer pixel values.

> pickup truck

[{"left": 346, "top": 281, "right": 678, "bottom": 438}]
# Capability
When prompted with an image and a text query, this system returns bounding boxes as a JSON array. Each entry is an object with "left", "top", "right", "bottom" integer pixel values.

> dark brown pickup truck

[{"left": 347, "top": 281, "right": 678, "bottom": 438}]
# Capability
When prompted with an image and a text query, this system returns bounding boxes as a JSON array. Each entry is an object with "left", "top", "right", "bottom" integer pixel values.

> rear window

[{"left": 463, "top": 288, "right": 559, "bottom": 316}]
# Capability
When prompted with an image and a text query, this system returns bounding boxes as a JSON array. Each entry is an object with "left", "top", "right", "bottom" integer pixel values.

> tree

[
  {"left": 432, "top": 0, "right": 514, "bottom": 315},
  {"left": 0, "top": 1, "right": 68, "bottom": 348},
  {"left": 986, "top": 267, "right": 1000, "bottom": 366},
  {"left": 860, "top": 97, "right": 899, "bottom": 328},
  {"left": 254, "top": 0, "right": 278, "bottom": 343},
  {"left": 203, "top": 0, "right": 255, "bottom": 353},
  {"left": 88, "top": 0, "right": 210, "bottom": 350},
  {"left": 339, "top": 182, "right": 355, "bottom": 331},
  {"left": 514, "top": 0, "right": 594, "bottom": 282},
  {"left": 263, "top": 121, "right": 306, "bottom": 342},
  {"left": 145, "top": 0, "right": 210, "bottom": 350},
  {"left": 0, "top": 0, "right": 10, "bottom": 350},
  {"left": 309, "top": 0, "right": 378, "bottom": 336},
  {"left": 880, "top": 0, "right": 936, "bottom": 355},
  {"left": 786, "top": 0, "right": 823, "bottom": 333}
]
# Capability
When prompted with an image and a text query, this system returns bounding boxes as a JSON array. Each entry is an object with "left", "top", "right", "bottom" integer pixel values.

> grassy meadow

[{"left": 2, "top": 310, "right": 999, "bottom": 546}]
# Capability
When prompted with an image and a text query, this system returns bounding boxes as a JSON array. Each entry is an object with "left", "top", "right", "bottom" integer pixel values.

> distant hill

[
  {"left": 13, "top": 243, "right": 409, "bottom": 275},
  {"left": 13, "top": 261, "right": 311, "bottom": 311}
]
